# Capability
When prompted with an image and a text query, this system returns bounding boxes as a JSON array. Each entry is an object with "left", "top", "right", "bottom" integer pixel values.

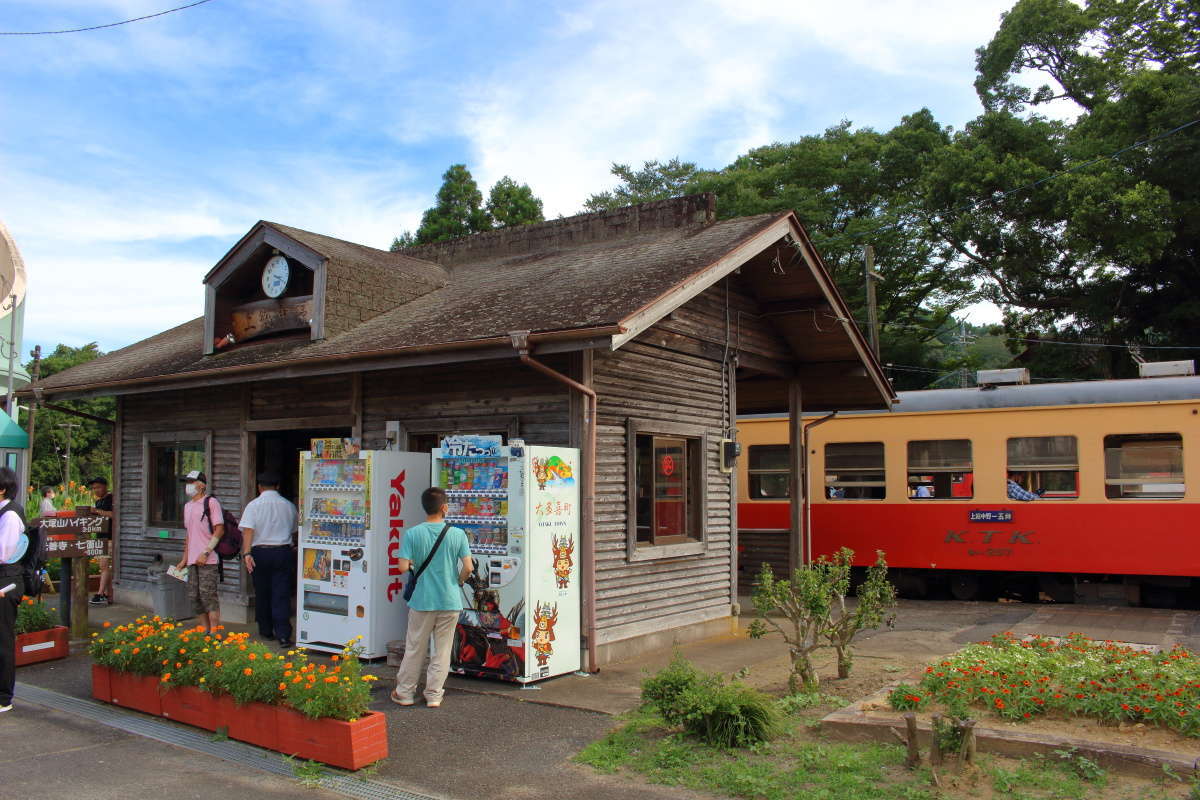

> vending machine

[
  {"left": 432, "top": 436, "right": 580, "bottom": 683},
  {"left": 296, "top": 440, "right": 430, "bottom": 659}
]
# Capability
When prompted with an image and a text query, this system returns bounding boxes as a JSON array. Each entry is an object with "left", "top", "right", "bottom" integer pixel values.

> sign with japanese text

[
  {"left": 439, "top": 434, "right": 503, "bottom": 457},
  {"left": 968, "top": 509, "right": 1013, "bottom": 523},
  {"left": 38, "top": 515, "right": 111, "bottom": 559}
]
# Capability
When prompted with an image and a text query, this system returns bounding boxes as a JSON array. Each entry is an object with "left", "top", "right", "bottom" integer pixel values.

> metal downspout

[
  {"left": 801, "top": 412, "right": 837, "bottom": 565},
  {"left": 509, "top": 332, "right": 599, "bottom": 673}
]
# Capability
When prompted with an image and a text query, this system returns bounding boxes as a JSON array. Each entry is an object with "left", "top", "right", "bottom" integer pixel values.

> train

[{"left": 736, "top": 370, "right": 1200, "bottom": 606}]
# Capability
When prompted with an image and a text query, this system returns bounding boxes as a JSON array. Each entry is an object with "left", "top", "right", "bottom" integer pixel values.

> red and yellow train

[{"left": 736, "top": 374, "right": 1200, "bottom": 605}]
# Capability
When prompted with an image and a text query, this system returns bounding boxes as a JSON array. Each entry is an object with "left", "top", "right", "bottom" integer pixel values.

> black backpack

[{"left": 6, "top": 503, "right": 42, "bottom": 598}]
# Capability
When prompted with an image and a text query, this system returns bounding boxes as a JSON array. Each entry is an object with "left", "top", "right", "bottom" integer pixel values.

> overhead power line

[{"left": 0, "top": 0, "right": 215, "bottom": 35}]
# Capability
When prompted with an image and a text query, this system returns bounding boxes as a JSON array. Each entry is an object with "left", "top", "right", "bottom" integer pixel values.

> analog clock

[{"left": 262, "top": 255, "right": 290, "bottom": 298}]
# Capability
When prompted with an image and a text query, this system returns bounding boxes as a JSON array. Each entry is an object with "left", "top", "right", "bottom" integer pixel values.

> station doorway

[{"left": 254, "top": 428, "right": 351, "bottom": 505}]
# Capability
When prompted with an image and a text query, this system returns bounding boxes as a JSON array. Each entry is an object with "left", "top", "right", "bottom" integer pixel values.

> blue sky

[{"left": 1, "top": 0, "right": 1024, "bottom": 354}]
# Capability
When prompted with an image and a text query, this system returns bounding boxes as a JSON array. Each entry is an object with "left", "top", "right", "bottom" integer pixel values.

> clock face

[{"left": 262, "top": 255, "right": 290, "bottom": 298}]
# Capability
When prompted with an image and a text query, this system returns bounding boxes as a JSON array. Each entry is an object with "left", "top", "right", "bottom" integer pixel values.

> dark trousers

[
  {"left": 251, "top": 546, "right": 295, "bottom": 641},
  {"left": 0, "top": 565, "right": 21, "bottom": 706}
]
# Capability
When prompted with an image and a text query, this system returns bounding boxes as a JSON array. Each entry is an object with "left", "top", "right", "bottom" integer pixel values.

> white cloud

[{"left": 459, "top": 0, "right": 1015, "bottom": 217}]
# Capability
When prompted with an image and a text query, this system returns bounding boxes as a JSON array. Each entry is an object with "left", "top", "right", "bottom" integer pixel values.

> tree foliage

[
  {"left": 392, "top": 166, "right": 547, "bottom": 249},
  {"left": 486, "top": 176, "right": 544, "bottom": 228},
  {"left": 937, "top": 0, "right": 1200, "bottom": 376},
  {"left": 583, "top": 158, "right": 699, "bottom": 211},
  {"left": 19, "top": 344, "right": 114, "bottom": 490}
]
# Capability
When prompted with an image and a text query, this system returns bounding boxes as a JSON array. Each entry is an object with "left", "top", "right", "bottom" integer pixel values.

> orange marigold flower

[
  {"left": 331, "top": 655, "right": 339, "bottom": 662},
  {"left": 248, "top": 653, "right": 257, "bottom": 660},
  {"left": 162, "top": 673, "right": 172, "bottom": 681},
  {"left": 103, "top": 622, "right": 111, "bottom": 628},
  {"left": 243, "top": 668, "right": 253, "bottom": 676},
  {"left": 278, "top": 683, "right": 287, "bottom": 691},
  {"left": 132, "top": 648, "right": 140, "bottom": 654},
  {"left": 214, "top": 660, "right": 223, "bottom": 667},
  {"left": 324, "top": 676, "right": 338, "bottom": 683}
]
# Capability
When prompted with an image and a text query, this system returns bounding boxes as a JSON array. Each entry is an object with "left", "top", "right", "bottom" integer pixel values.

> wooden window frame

[
  {"left": 142, "top": 430, "right": 213, "bottom": 539},
  {"left": 625, "top": 417, "right": 708, "bottom": 562}
]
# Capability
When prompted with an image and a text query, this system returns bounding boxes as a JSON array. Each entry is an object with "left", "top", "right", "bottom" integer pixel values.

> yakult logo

[{"left": 386, "top": 471, "right": 407, "bottom": 602}]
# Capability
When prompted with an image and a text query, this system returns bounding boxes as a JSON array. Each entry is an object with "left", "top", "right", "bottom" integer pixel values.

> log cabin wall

[{"left": 117, "top": 385, "right": 246, "bottom": 597}]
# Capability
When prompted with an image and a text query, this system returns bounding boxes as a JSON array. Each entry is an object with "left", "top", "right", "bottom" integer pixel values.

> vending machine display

[
  {"left": 297, "top": 447, "right": 430, "bottom": 658},
  {"left": 432, "top": 436, "right": 580, "bottom": 683}
]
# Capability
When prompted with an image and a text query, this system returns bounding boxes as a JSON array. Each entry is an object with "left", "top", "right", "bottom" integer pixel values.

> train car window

[
  {"left": 1007, "top": 436, "right": 1079, "bottom": 499},
  {"left": 907, "top": 439, "right": 973, "bottom": 499},
  {"left": 748, "top": 444, "right": 790, "bottom": 499},
  {"left": 1103, "top": 433, "right": 1184, "bottom": 499},
  {"left": 824, "top": 442, "right": 885, "bottom": 499}
]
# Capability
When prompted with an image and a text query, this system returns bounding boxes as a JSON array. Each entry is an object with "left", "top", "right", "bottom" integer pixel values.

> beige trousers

[{"left": 393, "top": 609, "right": 459, "bottom": 704}]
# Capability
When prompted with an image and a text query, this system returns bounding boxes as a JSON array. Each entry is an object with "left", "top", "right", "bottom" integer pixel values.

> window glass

[
  {"left": 824, "top": 442, "right": 885, "bottom": 499},
  {"left": 1007, "top": 436, "right": 1079, "bottom": 499},
  {"left": 748, "top": 444, "right": 789, "bottom": 499},
  {"left": 907, "top": 439, "right": 973, "bottom": 499},
  {"left": 634, "top": 434, "right": 698, "bottom": 545},
  {"left": 1104, "top": 433, "right": 1184, "bottom": 499},
  {"left": 149, "top": 441, "right": 205, "bottom": 526}
]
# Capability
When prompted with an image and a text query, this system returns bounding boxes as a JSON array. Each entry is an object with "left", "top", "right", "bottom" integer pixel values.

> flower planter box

[
  {"left": 90, "top": 668, "right": 387, "bottom": 770},
  {"left": 216, "top": 694, "right": 279, "bottom": 750},
  {"left": 276, "top": 706, "right": 389, "bottom": 770},
  {"left": 15, "top": 626, "right": 69, "bottom": 666},
  {"left": 108, "top": 670, "right": 163, "bottom": 716},
  {"left": 160, "top": 684, "right": 220, "bottom": 731},
  {"left": 91, "top": 664, "right": 113, "bottom": 703}
]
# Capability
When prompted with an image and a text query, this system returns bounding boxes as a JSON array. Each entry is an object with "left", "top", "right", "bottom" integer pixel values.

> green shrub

[
  {"left": 642, "top": 652, "right": 711, "bottom": 724},
  {"left": 15, "top": 597, "right": 58, "bottom": 635},
  {"left": 679, "top": 681, "right": 777, "bottom": 748}
]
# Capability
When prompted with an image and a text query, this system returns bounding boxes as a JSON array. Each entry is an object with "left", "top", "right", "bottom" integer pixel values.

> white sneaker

[{"left": 0, "top": 704, "right": 12, "bottom": 713}]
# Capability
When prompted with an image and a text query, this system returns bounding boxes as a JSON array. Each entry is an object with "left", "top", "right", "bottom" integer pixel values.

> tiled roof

[{"left": 34, "top": 201, "right": 787, "bottom": 394}]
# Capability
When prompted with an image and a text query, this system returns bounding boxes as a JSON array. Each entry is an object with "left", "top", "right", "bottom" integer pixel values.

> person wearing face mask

[{"left": 175, "top": 470, "right": 223, "bottom": 634}]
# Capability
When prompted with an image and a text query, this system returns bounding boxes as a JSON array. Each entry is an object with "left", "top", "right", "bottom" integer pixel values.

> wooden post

[
  {"left": 70, "top": 556, "right": 89, "bottom": 638},
  {"left": 960, "top": 719, "right": 977, "bottom": 769},
  {"left": 930, "top": 713, "right": 944, "bottom": 766},
  {"left": 903, "top": 712, "right": 920, "bottom": 768},
  {"left": 787, "top": 379, "right": 803, "bottom": 575}
]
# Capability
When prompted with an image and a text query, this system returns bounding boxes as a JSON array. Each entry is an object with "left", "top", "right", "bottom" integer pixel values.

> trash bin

[{"left": 148, "top": 556, "right": 193, "bottom": 620}]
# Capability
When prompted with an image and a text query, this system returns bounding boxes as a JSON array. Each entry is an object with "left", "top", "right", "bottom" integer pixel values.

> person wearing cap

[
  {"left": 88, "top": 477, "right": 114, "bottom": 606},
  {"left": 175, "top": 470, "right": 223, "bottom": 634},
  {"left": 239, "top": 471, "right": 298, "bottom": 648}
]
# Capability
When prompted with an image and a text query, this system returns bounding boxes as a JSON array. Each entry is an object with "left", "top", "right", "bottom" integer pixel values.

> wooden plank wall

[
  {"left": 593, "top": 296, "right": 736, "bottom": 645},
  {"left": 118, "top": 386, "right": 246, "bottom": 595},
  {"left": 360, "top": 358, "right": 572, "bottom": 447},
  {"left": 250, "top": 374, "right": 352, "bottom": 420}
]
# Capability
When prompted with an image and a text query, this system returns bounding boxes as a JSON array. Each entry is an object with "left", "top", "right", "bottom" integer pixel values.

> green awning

[{"left": 0, "top": 414, "right": 28, "bottom": 448}]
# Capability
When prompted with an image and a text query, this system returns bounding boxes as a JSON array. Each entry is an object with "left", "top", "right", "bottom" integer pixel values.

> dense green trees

[
  {"left": 20, "top": 344, "right": 114, "bottom": 490},
  {"left": 391, "top": 165, "right": 543, "bottom": 249}
]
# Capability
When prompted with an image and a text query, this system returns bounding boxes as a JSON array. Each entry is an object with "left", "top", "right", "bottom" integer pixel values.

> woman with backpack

[{"left": 0, "top": 466, "right": 28, "bottom": 713}]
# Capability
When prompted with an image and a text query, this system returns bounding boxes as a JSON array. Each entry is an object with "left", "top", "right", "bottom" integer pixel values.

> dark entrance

[{"left": 255, "top": 428, "right": 351, "bottom": 504}]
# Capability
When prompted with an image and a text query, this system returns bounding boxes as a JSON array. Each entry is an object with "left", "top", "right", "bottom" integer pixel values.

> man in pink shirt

[{"left": 175, "top": 470, "right": 224, "bottom": 634}]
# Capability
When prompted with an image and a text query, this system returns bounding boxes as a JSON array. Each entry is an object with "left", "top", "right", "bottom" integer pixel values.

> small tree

[{"left": 747, "top": 548, "right": 896, "bottom": 692}]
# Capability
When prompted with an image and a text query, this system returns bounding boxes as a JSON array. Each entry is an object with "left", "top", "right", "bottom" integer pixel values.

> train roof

[{"left": 740, "top": 375, "right": 1200, "bottom": 419}]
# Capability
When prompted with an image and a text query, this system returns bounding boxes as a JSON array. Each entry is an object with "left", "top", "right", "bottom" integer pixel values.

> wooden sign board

[
  {"left": 231, "top": 295, "right": 313, "bottom": 341},
  {"left": 38, "top": 515, "right": 112, "bottom": 559}
]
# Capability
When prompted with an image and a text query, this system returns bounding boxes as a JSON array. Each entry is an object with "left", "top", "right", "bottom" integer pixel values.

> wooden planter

[
  {"left": 15, "top": 626, "right": 69, "bottom": 666},
  {"left": 108, "top": 670, "right": 163, "bottom": 716},
  {"left": 160, "top": 684, "right": 219, "bottom": 731},
  {"left": 276, "top": 706, "right": 389, "bottom": 770},
  {"left": 89, "top": 667, "right": 387, "bottom": 770}
]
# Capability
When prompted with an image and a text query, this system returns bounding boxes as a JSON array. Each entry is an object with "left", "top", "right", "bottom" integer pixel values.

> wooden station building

[{"left": 28, "top": 194, "right": 892, "bottom": 667}]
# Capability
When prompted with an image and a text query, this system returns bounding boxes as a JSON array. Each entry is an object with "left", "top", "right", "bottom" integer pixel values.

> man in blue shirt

[
  {"left": 1007, "top": 472, "right": 1040, "bottom": 501},
  {"left": 391, "top": 487, "right": 472, "bottom": 708}
]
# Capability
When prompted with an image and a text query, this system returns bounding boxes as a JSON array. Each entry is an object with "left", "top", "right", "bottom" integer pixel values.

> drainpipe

[
  {"left": 801, "top": 412, "right": 837, "bottom": 565},
  {"left": 509, "top": 331, "right": 599, "bottom": 673}
]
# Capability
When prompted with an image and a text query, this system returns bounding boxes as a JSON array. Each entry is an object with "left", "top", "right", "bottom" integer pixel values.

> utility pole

[
  {"left": 25, "top": 346, "right": 40, "bottom": 494},
  {"left": 58, "top": 421, "right": 81, "bottom": 488},
  {"left": 863, "top": 245, "right": 881, "bottom": 360}
]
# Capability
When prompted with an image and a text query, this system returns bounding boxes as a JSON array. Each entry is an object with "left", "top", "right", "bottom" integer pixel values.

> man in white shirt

[{"left": 239, "top": 471, "right": 298, "bottom": 648}]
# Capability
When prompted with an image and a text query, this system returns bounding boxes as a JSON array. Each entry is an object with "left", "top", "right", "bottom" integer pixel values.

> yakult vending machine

[
  {"left": 296, "top": 440, "right": 430, "bottom": 658},
  {"left": 432, "top": 436, "right": 580, "bottom": 683}
]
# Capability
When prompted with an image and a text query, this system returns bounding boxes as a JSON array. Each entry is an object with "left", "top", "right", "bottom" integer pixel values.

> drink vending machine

[
  {"left": 296, "top": 440, "right": 430, "bottom": 658},
  {"left": 432, "top": 435, "right": 580, "bottom": 683}
]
